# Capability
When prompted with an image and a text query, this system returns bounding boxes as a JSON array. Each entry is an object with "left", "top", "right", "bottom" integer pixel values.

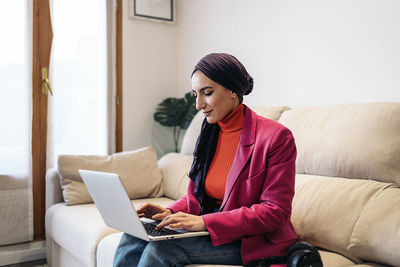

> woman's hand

[
  {"left": 156, "top": 212, "right": 206, "bottom": 232},
  {"left": 136, "top": 203, "right": 172, "bottom": 221}
]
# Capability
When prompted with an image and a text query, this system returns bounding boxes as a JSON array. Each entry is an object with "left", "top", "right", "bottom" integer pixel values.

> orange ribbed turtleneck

[{"left": 205, "top": 104, "right": 244, "bottom": 203}]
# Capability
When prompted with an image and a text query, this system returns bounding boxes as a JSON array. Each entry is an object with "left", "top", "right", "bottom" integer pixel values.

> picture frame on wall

[{"left": 129, "top": 0, "right": 175, "bottom": 25}]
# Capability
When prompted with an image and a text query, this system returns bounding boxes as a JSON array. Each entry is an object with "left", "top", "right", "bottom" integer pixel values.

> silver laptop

[{"left": 79, "top": 169, "right": 209, "bottom": 241}]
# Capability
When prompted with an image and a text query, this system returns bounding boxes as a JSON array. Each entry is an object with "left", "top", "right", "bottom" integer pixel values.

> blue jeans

[{"left": 113, "top": 233, "right": 242, "bottom": 267}]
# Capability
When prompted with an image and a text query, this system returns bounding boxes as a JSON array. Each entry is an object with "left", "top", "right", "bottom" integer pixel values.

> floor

[
  {"left": 0, "top": 240, "right": 47, "bottom": 267},
  {"left": 3, "top": 259, "right": 47, "bottom": 267}
]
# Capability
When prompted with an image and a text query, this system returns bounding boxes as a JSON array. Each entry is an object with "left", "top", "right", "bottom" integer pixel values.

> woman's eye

[{"left": 204, "top": 91, "right": 213, "bottom": 96}]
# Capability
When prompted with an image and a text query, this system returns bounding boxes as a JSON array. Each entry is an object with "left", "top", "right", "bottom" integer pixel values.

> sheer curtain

[
  {"left": 0, "top": 1, "right": 33, "bottom": 245},
  {"left": 47, "top": 0, "right": 116, "bottom": 169}
]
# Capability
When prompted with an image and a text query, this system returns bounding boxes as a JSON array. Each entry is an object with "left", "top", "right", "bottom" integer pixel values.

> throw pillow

[{"left": 58, "top": 146, "right": 163, "bottom": 205}]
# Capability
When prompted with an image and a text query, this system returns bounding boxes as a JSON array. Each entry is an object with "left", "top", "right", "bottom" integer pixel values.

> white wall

[
  {"left": 123, "top": 0, "right": 400, "bottom": 151},
  {"left": 176, "top": 0, "right": 400, "bottom": 107},
  {"left": 122, "top": 1, "right": 178, "bottom": 151}
]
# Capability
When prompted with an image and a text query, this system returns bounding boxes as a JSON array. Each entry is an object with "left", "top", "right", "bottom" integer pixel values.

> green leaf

[
  {"left": 154, "top": 98, "right": 186, "bottom": 127},
  {"left": 153, "top": 92, "right": 198, "bottom": 152},
  {"left": 180, "top": 92, "right": 197, "bottom": 129}
]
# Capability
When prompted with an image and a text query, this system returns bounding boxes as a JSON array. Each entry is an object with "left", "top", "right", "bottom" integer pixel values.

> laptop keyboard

[{"left": 143, "top": 222, "right": 182, "bottom": 237}]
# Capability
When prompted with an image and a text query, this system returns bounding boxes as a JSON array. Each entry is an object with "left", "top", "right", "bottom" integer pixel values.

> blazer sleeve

[
  {"left": 166, "top": 196, "right": 187, "bottom": 214},
  {"left": 202, "top": 127, "right": 297, "bottom": 245}
]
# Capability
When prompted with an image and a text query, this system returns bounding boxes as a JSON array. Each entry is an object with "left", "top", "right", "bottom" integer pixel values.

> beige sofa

[{"left": 45, "top": 102, "right": 400, "bottom": 267}]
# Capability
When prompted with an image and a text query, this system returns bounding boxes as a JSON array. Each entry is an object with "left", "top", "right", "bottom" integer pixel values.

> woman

[{"left": 114, "top": 53, "right": 297, "bottom": 266}]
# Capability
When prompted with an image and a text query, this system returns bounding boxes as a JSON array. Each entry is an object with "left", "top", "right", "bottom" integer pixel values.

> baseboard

[{"left": 0, "top": 241, "right": 46, "bottom": 266}]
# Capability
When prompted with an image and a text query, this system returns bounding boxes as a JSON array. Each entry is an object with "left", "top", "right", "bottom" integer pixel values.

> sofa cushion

[
  {"left": 46, "top": 197, "right": 175, "bottom": 267},
  {"left": 46, "top": 237, "right": 88, "bottom": 267},
  {"left": 180, "top": 111, "right": 204, "bottom": 155},
  {"left": 180, "top": 106, "right": 290, "bottom": 155},
  {"left": 158, "top": 153, "right": 193, "bottom": 200},
  {"left": 279, "top": 102, "right": 400, "bottom": 185},
  {"left": 318, "top": 250, "right": 355, "bottom": 266},
  {"left": 291, "top": 174, "right": 396, "bottom": 262},
  {"left": 58, "top": 146, "right": 163, "bottom": 205},
  {"left": 248, "top": 105, "right": 290, "bottom": 121},
  {"left": 346, "top": 264, "right": 393, "bottom": 267},
  {"left": 349, "top": 187, "right": 400, "bottom": 266},
  {"left": 46, "top": 203, "right": 119, "bottom": 267},
  {"left": 97, "top": 232, "right": 123, "bottom": 267}
]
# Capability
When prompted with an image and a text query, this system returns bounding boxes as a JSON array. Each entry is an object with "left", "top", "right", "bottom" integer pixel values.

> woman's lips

[{"left": 203, "top": 110, "right": 212, "bottom": 116}]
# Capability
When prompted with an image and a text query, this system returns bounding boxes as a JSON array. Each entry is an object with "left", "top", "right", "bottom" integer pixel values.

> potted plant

[{"left": 153, "top": 92, "right": 197, "bottom": 152}]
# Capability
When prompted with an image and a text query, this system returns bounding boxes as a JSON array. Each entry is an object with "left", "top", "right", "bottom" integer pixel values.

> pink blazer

[{"left": 168, "top": 106, "right": 297, "bottom": 264}]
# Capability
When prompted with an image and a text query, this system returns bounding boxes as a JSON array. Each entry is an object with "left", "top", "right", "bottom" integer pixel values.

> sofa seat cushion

[
  {"left": 46, "top": 237, "right": 88, "bottom": 267},
  {"left": 348, "top": 264, "right": 392, "bottom": 267},
  {"left": 349, "top": 187, "right": 400, "bottom": 266},
  {"left": 318, "top": 250, "right": 355, "bottom": 266},
  {"left": 46, "top": 203, "right": 118, "bottom": 267},
  {"left": 292, "top": 174, "right": 396, "bottom": 262},
  {"left": 97, "top": 232, "right": 123, "bottom": 267},
  {"left": 46, "top": 197, "right": 175, "bottom": 267}
]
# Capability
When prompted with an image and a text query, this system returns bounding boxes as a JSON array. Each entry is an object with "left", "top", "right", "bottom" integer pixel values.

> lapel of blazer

[{"left": 220, "top": 106, "right": 257, "bottom": 210}]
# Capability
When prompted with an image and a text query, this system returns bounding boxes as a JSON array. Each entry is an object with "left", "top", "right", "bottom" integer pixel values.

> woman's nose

[{"left": 196, "top": 96, "right": 205, "bottom": 110}]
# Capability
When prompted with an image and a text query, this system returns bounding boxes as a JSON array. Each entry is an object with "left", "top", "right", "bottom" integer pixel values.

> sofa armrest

[{"left": 46, "top": 168, "right": 64, "bottom": 210}]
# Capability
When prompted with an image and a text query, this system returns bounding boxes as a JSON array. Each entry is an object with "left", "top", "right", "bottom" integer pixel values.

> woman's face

[{"left": 191, "top": 71, "right": 239, "bottom": 124}]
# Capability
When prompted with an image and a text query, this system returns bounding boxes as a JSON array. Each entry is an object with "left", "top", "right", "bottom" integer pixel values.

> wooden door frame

[
  {"left": 116, "top": 0, "right": 123, "bottom": 153},
  {"left": 32, "top": 0, "right": 53, "bottom": 240},
  {"left": 32, "top": 0, "right": 123, "bottom": 239}
]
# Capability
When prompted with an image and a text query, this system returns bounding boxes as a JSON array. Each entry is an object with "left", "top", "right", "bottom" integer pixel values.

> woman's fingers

[
  {"left": 152, "top": 210, "right": 171, "bottom": 221},
  {"left": 156, "top": 212, "right": 206, "bottom": 231},
  {"left": 136, "top": 203, "right": 168, "bottom": 219},
  {"left": 168, "top": 222, "right": 183, "bottom": 229},
  {"left": 138, "top": 203, "right": 163, "bottom": 212},
  {"left": 136, "top": 203, "right": 153, "bottom": 214}
]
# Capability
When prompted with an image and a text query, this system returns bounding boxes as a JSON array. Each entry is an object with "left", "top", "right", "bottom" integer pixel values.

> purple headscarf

[
  {"left": 192, "top": 53, "right": 253, "bottom": 99},
  {"left": 188, "top": 53, "right": 253, "bottom": 213}
]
